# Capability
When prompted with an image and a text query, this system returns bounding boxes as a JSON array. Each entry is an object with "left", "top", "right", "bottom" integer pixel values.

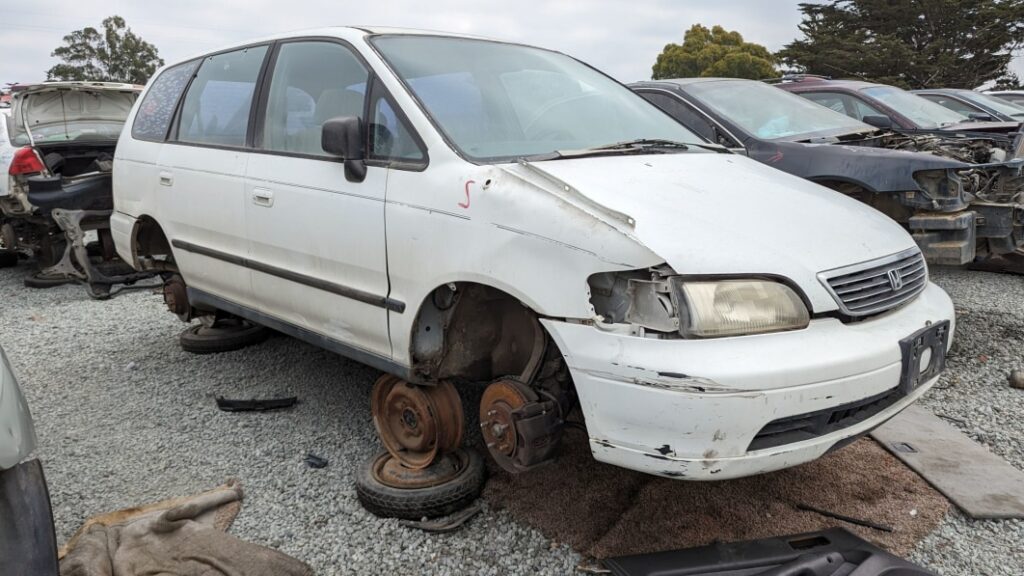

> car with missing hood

[
  {"left": 912, "top": 88, "right": 1024, "bottom": 124},
  {"left": 0, "top": 345, "right": 59, "bottom": 574},
  {"left": 632, "top": 77, "right": 1024, "bottom": 266},
  {"left": 1, "top": 82, "right": 140, "bottom": 267},
  {"left": 111, "top": 28, "right": 954, "bottom": 505}
]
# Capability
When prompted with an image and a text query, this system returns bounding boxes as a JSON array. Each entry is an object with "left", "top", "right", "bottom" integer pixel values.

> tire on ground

[
  {"left": 179, "top": 321, "right": 270, "bottom": 354},
  {"left": 23, "top": 273, "right": 75, "bottom": 288},
  {"left": 356, "top": 448, "right": 486, "bottom": 520}
]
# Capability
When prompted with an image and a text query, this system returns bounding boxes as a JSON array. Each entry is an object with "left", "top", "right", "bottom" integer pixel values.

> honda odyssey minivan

[{"left": 111, "top": 28, "right": 955, "bottom": 490}]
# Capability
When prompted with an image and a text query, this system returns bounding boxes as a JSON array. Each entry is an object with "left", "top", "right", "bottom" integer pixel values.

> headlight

[
  {"left": 589, "top": 269, "right": 810, "bottom": 338},
  {"left": 674, "top": 279, "right": 809, "bottom": 338}
]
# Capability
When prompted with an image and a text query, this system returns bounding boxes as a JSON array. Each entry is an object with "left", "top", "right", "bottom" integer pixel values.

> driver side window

[{"left": 261, "top": 41, "right": 369, "bottom": 157}]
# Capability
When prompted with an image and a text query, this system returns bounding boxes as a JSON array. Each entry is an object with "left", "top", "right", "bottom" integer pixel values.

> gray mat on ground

[
  {"left": 484, "top": 433, "right": 949, "bottom": 559},
  {"left": 59, "top": 480, "right": 313, "bottom": 576},
  {"left": 871, "top": 405, "right": 1024, "bottom": 519}
]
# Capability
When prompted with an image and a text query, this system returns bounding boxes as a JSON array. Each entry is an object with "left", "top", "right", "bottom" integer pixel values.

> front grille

[
  {"left": 819, "top": 248, "right": 927, "bottom": 318},
  {"left": 747, "top": 388, "right": 903, "bottom": 451}
]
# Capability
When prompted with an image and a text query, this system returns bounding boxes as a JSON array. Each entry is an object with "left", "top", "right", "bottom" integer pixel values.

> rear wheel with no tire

[
  {"left": 355, "top": 448, "right": 486, "bottom": 519},
  {"left": 179, "top": 318, "right": 269, "bottom": 354}
]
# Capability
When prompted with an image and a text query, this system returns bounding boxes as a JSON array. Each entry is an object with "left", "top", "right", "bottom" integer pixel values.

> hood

[
  {"left": 0, "top": 346, "right": 36, "bottom": 469},
  {"left": 11, "top": 83, "right": 140, "bottom": 146},
  {"left": 752, "top": 138, "right": 964, "bottom": 195},
  {"left": 515, "top": 152, "right": 917, "bottom": 312}
]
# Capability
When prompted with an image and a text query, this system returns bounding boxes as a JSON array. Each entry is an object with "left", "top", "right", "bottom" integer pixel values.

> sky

[{"left": 1, "top": 0, "right": 1022, "bottom": 86}]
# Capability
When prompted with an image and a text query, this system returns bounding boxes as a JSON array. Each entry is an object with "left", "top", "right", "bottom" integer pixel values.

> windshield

[
  {"left": 861, "top": 86, "right": 967, "bottom": 129},
  {"left": 371, "top": 35, "right": 705, "bottom": 162},
  {"left": 957, "top": 91, "right": 1024, "bottom": 120},
  {"left": 11, "top": 89, "right": 138, "bottom": 146},
  {"left": 684, "top": 79, "right": 874, "bottom": 141}
]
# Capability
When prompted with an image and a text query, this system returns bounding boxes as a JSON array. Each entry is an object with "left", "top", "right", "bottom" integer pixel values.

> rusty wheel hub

[
  {"left": 371, "top": 375, "right": 464, "bottom": 469},
  {"left": 163, "top": 275, "right": 190, "bottom": 318},
  {"left": 480, "top": 379, "right": 538, "bottom": 465},
  {"left": 371, "top": 449, "right": 467, "bottom": 489}
]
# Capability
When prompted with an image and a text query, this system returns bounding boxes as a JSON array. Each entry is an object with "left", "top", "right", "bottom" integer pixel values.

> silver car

[{"left": 0, "top": 345, "right": 58, "bottom": 574}]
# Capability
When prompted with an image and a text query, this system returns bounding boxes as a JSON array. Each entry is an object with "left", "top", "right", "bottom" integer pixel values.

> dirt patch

[{"left": 483, "top": 433, "right": 948, "bottom": 559}]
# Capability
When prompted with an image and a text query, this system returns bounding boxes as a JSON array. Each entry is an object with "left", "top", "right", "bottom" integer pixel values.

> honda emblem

[{"left": 887, "top": 268, "right": 904, "bottom": 291}]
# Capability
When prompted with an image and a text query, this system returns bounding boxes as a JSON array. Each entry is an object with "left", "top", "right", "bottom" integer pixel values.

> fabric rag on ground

[
  {"left": 58, "top": 480, "right": 313, "bottom": 576},
  {"left": 484, "top": 434, "right": 949, "bottom": 559}
]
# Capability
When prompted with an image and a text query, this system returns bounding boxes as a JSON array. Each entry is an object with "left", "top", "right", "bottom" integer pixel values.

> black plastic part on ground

[
  {"left": 215, "top": 396, "right": 298, "bottom": 412},
  {"left": 356, "top": 448, "right": 486, "bottom": 520},
  {"left": 601, "top": 528, "right": 935, "bottom": 576}
]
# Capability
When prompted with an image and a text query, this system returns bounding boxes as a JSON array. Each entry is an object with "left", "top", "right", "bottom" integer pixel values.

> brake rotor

[
  {"left": 371, "top": 375, "right": 464, "bottom": 470},
  {"left": 479, "top": 379, "right": 539, "bottom": 469}
]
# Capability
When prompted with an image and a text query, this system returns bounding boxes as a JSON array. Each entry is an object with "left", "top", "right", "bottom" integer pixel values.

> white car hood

[{"left": 518, "top": 152, "right": 918, "bottom": 312}]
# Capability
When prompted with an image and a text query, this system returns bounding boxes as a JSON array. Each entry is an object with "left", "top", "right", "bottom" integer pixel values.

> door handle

[
  {"left": 158, "top": 171, "right": 173, "bottom": 186},
  {"left": 252, "top": 188, "right": 274, "bottom": 207}
]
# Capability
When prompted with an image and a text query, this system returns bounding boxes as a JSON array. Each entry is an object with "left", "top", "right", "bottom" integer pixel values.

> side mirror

[
  {"left": 322, "top": 116, "right": 366, "bottom": 183},
  {"left": 967, "top": 112, "right": 995, "bottom": 122},
  {"left": 862, "top": 115, "right": 893, "bottom": 129}
]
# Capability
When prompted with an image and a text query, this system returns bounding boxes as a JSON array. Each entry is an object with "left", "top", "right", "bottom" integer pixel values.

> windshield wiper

[
  {"left": 515, "top": 138, "right": 727, "bottom": 163},
  {"left": 586, "top": 138, "right": 691, "bottom": 151}
]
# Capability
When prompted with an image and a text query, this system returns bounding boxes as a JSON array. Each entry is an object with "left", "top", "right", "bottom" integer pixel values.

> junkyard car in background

[
  {"left": 112, "top": 28, "right": 953, "bottom": 492},
  {"left": 1, "top": 82, "right": 140, "bottom": 267},
  {"left": 632, "top": 78, "right": 1024, "bottom": 266},
  {"left": 912, "top": 88, "right": 1024, "bottom": 123},
  {"left": 987, "top": 90, "right": 1024, "bottom": 107},
  {"left": 0, "top": 345, "right": 59, "bottom": 575},
  {"left": 776, "top": 76, "right": 1022, "bottom": 139}
]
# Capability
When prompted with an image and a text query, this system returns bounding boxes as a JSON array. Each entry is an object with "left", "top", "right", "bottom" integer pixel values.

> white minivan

[{"left": 112, "top": 28, "right": 954, "bottom": 494}]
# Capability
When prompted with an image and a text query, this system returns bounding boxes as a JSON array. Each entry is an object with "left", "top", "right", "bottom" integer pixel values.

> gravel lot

[{"left": 2, "top": 263, "right": 1022, "bottom": 575}]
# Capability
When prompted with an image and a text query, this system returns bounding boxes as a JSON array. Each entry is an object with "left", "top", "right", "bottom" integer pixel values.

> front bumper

[{"left": 542, "top": 281, "right": 955, "bottom": 480}]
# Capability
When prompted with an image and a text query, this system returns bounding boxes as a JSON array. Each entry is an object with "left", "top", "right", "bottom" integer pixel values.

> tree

[
  {"left": 993, "top": 71, "right": 1022, "bottom": 90},
  {"left": 47, "top": 16, "right": 163, "bottom": 85},
  {"left": 652, "top": 24, "right": 777, "bottom": 80},
  {"left": 777, "top": 0, "right": 1024, "bottom": 89}
]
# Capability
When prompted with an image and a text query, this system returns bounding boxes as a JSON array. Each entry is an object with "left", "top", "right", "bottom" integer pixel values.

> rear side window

[
  {"left": 177, "top": 46, "right": 268, "bottom": 147},
  {"left": 132, "top": 60, "right": 200, "bottom": 142}
]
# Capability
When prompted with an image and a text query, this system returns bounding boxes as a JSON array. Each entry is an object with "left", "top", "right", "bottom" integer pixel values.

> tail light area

[
  {"left": 3, "top": 147, "right": 47, "bottom": 213},
  {"left": 9, "top": 147, "right": 46, "bottom": 176}
]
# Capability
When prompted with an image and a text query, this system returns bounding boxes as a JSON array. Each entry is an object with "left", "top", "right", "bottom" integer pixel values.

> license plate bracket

[{"left": 899, "top": 320, "right": 950, "bottom": 394}]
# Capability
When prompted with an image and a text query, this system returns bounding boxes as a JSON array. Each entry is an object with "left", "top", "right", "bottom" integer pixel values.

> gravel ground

[
  {"left": 910, "top": 267, "right": 1024, "bottom": 576},
  {"left": 1, "top": 263, "right": 1022, "bottom": 575}
]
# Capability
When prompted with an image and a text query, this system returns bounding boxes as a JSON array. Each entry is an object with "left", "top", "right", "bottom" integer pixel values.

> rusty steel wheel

[
  {"left": 355, "top": 448, "right": 486, "bottom": 519},
  {"left": 479, "top": 379, "right": 538, "bottom": 467},
  {"left": 371, "top": 375, "right": 464, "bottom": 470}
]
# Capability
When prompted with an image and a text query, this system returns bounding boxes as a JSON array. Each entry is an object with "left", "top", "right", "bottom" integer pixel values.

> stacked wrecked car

[{"left": 633, "top": 77, "right": 1024, "bottom": 266}]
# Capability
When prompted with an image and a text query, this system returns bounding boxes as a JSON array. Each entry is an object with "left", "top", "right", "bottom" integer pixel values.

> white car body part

[
  {"left": 0, "top": 345, "right": 36, "bottom": 470},
  {"left": 111, "top": 27, "right": 956, "bottom": 479},
  {"left": 0, "top": 109, "right": 14, "bottom": 197}
]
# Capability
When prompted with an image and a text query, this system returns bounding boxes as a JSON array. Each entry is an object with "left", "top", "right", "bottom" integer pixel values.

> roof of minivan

[{"left": 171, "top": 26, "right": 500, "bottom": 65}]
